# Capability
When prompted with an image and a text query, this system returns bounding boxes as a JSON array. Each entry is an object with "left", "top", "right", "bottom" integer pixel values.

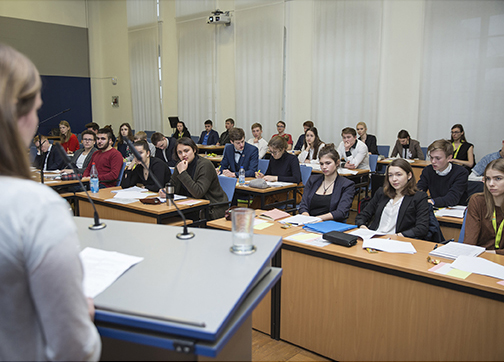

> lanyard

[
  {"left": 493, "top": 209, "right": 504, "bottom": 249},
  {"left": 452, "top": 142, "right": 463, "bottom": 159}
]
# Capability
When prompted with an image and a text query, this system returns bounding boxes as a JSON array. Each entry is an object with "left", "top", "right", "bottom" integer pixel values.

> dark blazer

[
  {"left": 172, "top": 130, "right": 191, "bottom": 139},
  {"left": 33, "top": 145, "right": 66, "bottom": 170},
  {"left": 299, "top": 174, "right": 355, "bottom": 221},
  {"left": 198, "top": 130, "right": 219, "bottom": 145},
  {"left": 294, "top": 134, "right": 305, "bottom": 151},
  {"left": 218, "top": 130, "right": 230, "bottom": 145},
  {"left": 154, "top": 137, "right": 177, "bottom": 167},
  {"left": 391, "top": 139, "right": 424, "bottom": 160},
  {"left": 69, "top": 147, "right": 97, "bottom": 173},
  {"left": 121, "top": 157, "right": 171, "bottom": 192},
  {"left": 220, "top": 143, "right": 259, "bottom": 177},
  {"left": 355, "top": 187, "right": 430, "bottom": 239},
  {"left": 359, "top": 134, "right": 378, "bottom": 155}
]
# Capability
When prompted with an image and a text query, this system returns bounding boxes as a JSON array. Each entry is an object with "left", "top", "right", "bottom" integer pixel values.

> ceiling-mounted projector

[{"left": 207, "top": 9, "right": 231, "bottom": 25}]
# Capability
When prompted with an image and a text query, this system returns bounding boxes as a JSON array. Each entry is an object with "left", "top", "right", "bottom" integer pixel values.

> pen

[{"left": 433, "top": 244, "right": 438, "bottom": 250}]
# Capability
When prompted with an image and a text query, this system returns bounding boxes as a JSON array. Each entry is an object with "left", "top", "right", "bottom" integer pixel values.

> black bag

[{"left": 323, "top": 231, "right": 357, "bottom": 247}]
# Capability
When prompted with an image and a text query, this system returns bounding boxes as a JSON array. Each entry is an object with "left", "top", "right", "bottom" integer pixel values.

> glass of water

[{"left": 230, "top": 208, "right": 256, "bottom": 255}]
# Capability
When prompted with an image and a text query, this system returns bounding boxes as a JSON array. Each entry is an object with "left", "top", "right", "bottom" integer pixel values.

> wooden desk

[
  {"left": 235, "top": 179, "right": 299, "bottom": 211},
  {"left": 207, "top": 215, "right": 504, "bottom": 360},
  {"left": 198, "top": 144, "right": 225, "bottom": 154},
  {"left": 31, "top": 171, "right": 83, "bottom": 188},
  {"left": 437, "top": 214, "right": 464, "bottom": 241},
  {"left": 200, "top": 154, "right": 223, "bottom": 165},
  {"left": 378, "top": 158, "right": 430, "bottom": 180},
  {"left": 75, "top": 186, "right": 210, "bottom": 224}
]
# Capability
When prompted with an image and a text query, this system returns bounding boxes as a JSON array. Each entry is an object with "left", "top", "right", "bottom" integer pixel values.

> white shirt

[
  {"left": 76, "top": 152, "right": 87, "bottom": 169},
  {"left": 337, "top": 139, "right": 370, "bottom": 170},
  {"left": 247, "top": 138, "right": 268, "bottom": 159},
  {"left": 298, "top": 143, "right": 325, "bottom": 163},
  {"left": 376, "top": 196, "right": 404, "bottom": 234}
]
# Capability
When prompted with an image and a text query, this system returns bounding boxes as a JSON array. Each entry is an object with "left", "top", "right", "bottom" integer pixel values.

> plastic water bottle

[
  {"left": 90, "top": 162, "right": 99, "bottom": 193},
  {"left": 239, "top": 166, "right": 245, "bottom": 185}
]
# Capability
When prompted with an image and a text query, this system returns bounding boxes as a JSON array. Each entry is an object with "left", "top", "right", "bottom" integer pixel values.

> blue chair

[
  {"left": 116, "top": 161, "right": 126, "bottom": 186},
  {"left": 258, "top": 159, "right": 270, "bottom": 174},
  {"left": 191, "top": 135, "right": 200, "bottom": 144},
  {"left": 77, "top": 132, "right": 82, "bottom": 143},
  {"left": 218, "top": 175, "right": 237, "bottom": 203},
  {"left": 421, "top": 147, "right": 428, "bottom": 160},
  {"left": 458, "top": 210, "right": 468, "bottom": 243},
  {"left": 377, "top": 145, "right": 390, "bottom": 158},
  {"left": 300, "top": 165, "right": 312, "bottom": 186},
  {"left": 369, "top": 154, "right": 378, "bottom": 173},
  {"left": 145, "top": 131, "right": 155, "bottom": 139}
]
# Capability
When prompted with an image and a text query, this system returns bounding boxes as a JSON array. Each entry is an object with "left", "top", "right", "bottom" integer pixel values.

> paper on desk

[
  {"left": 337, "top": 169, "right": 358, "bottom": 175},
  {"left": 158, "top": 194, "right": 188, "bottom": 202},
  {"left": 429, "top": 242, "right": 485, "bottom": 260},
  {"left": 362, "top": 238, "right": 416, "bottom": 254},
  {"left": 254, "top": 222, "right": 273, "bottom": 230},
  {"left": 347, "top": 229, "right": 386, "bottom": 239},
  {"left": 451, "top": 255, "right": 504, "bottom": 280},
  {"left": 278, "top": 214, "right": 321, "bottom": 226},
  {"left": 284, "top": 233, "right": 330, "bottom": 248},
  {"left": 105, "top": 198, "right": 138, "bottom": 204},
  {"left": 80, "top": 247, "right": 143, "bottom": 298},
  {"left": 177, "top": 199, "right": 202, "bottom": 205},
  {"left": 266, "top": 181, "right": 295, "bottom": 187},
  {"left": 111, "top": 186, "right": 147, "bottom": 193},
  {"left": 113, "top": 191, "right": 156, "bottom": 200},
  {"left": 429, "top": 262, "right": 472, "bottom": 279},
  {"left": 435, "top": 206, "right": 467, "bottom": 218}
]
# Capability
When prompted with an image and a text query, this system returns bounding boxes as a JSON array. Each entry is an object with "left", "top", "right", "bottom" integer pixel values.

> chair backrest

[
  {"left": 145, "top": 131, "right": 155, "bottom": 140},
  {"left": 191, "top": 135, "right": 200, "bottom": 144},
  {"left": 116, "top": 161, "right": 127, "bottom": 186},
  {"left": 369, "top": 154, "right": 378, "bottom": 172},
  {"left": 458, "top": 209, "right": 468, "bottom": 243},
  {"left": 77, "top": 132, "right": 82, "bottom": 143},
  {"left": 421, "top": 147, "right": 428, "bottom": 160},
  {"left": 258, "top": 159, "right": 270, "bottom": 173},
  {"left": 218, "top": 175, "right": 237, "bottom": 202},
  {"left": 377, "top": 145, "right": 390, "bottom": 158},
  {"left": 300, "top": 165, "right": 312, "bottom": 186}
]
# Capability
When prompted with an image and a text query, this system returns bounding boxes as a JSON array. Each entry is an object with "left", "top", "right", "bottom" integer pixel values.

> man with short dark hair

[
  {"left": 83, "top": 128, "right": 123, "bottom": 188},
  {"left": 33, "top": 135, "right": 66, "bottom": 170},
  {"left": 151, "top": 132, "right": 177, "bottom": 167},
  {"left": 417, "top": 139, "right": 469, "bottom": 206},
  {"left": 336, "top": 127, "right": 369, "bottom": 170},
  {"left": 198, "top": 120, "right": 219, "bottom": 145},
  {"left": 85, "top": 122, "right": 100, "bottom": 135},
  {"left": 219, "top": 127, "right": 258, "bottom": 177},
  {"left": 216, "top": 118, "right": 234, "bottom": 146}
]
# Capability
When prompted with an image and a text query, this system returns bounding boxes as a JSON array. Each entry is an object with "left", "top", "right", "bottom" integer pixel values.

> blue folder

[{"left": 303, "top": 221, "right": 356, "bottom": 234}]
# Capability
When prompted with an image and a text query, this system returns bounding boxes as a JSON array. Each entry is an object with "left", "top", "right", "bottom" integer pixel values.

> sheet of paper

[
  {"left": 111, "top": 186, "right": 147, "bottom": 193},
  {"left": 158, "top": 194, "right": 188, "bottom": 202},
  {"left": 429, "top": 262, "right": 471, "bottom": 279},
  {"left": 446, "top": 269, "right": 471, "bottom": 279},
  {"left": 429, "top": 242, "right": 485, "bottom": 260},
  {"left": 266, "top": 181, "right": 295, "bottom": 187},
  {"left": 435, "top": 207, "right": 466, "bottom": 218},
  {"left": 105, "top": 198, "right": 138, "bottom": 205},
  {"left": 177, "top": 199, "right": 202, "bottom": 205},
  {"left": 254, "top": 218, "right": 268, "bottom": 226},
  {"left": 362, "top": 238, "right": 417, "bottom": 254},
  {"left": 254, "top": 222, "right": 273, "bottom": 230},
  {"left": 337, "top": 169, "right": 358, "bottom": 175},
  {"left": 451, "top": 255, "right": 504, "bottom": 280},
  {"left": 347, "top": 229, "right": 386, "bottom": 239},
  {"left": 497, "top": 280, "right": 504, "bottom": 286},
  {"left": 278, "top": 214, "right": 322, "bottom": 226},
  {"left": 284, "top": 232, "right": 322, "bottom": 243},
  {"left": 113, "top": 191, "right": 156, "bottom": 200},
  {"left": 80, "top": 247, "right": 144, "bottom": 298},
  {"left": 429, "top": 262, "right": 449, "bottom": 272}
]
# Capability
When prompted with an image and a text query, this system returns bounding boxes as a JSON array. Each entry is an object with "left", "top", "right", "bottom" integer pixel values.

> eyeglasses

[{"left": 82, "top": 138, "right": 94, "bottom": 142}]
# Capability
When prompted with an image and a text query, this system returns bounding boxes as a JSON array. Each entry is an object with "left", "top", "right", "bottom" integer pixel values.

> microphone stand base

[
  {"left": 177, "top": 232, "right": 195, "bottom": 240},
  {"left": 89, "top": 223, "right": 107, "bottom": 230}
]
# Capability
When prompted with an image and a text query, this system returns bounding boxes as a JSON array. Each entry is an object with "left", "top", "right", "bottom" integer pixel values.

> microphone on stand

[
  {"left": 125, "top": 138, "right": 194, "bottom": 240},
  {"left": 38, "top": 108, "right": 71, "bottom": 126},
  {"left": 54, "top": 144, "right": 106, "bottom": 230}
]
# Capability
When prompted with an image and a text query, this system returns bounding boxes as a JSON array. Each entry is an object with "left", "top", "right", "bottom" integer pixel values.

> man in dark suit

[
  {"left": 219, "top": 128, "right": 258, "bottom": 178},
  {"left": 33, "top": 135, "right": 65, "bottom": 170},
  {"left": 151, "top": 132, "right": 177, "bottom": 167},
  {"left": 197, "top": 120, "right": 219, "bottom": 145}
]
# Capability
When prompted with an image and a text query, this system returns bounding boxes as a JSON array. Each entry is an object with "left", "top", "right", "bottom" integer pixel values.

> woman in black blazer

[
  {"left": 172, "top": 121, "right": 191, "bottom": 139},
  {"left": 355, "top": 158, "right": 429, "bottom": 239},
  {"left": 299, "top": 144, "right": 355, "bottom": 221}
]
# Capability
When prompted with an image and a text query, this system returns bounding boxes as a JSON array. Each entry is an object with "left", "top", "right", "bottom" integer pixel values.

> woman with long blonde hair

[
  {"left": 59, "top": 119, "right": 79, "bottom": 153},
  {"left": 0, "top": 43, "right": 100, "bottom": 360}
]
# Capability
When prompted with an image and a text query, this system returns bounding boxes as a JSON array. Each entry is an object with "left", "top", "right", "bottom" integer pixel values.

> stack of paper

[
  {"left": 348, "top": 229, "right": 386, "bottom": 239},
  {"left": 451, "top": 255, "right": 504, "bottom": 280},
  {"left": 284, "top": 232, "right": 330, "bottom": 247},
  {"left": 258, "top": 208, "right": 290, "bottom": 221},
  {"left": 266, "top": 181, "right": 295, "bottom": 187},
  {"left": 278, "top": 214, "right": 321, "bottom": 226},
  {"left": 428, "top": 242, "right": 485, "bottom": 260},
  {"left": 362, "top": 238, "right": 417, "bottom": 254},
  {"left": 337, "top": 168, "right": 358, "bottom": 175},
  {"left": 435, "top": 206, "right": 467, "bottom": 218}
]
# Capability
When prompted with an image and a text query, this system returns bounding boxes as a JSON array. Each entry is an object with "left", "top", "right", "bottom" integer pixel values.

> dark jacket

[
  {"left": 299, "top": 174, "right": 355, "bottom": 221},
  {"left": 172, "top": 130, "right": 191, "bottom": 139},
  {"left": 265, "top": 152, "right": 301, "bottom": 184},
  {"left": 220, "top": 143, "right": 258, "bottom": 177},
  {"left": 359, "top": 134, "right": 378, "bottom": 155},
  {"left": 355, "top": 187, "right": 430, "bottom": 239},
  {"left": 417, "top": 164, "right": 469, "bottom": 206},
  {"left": 294, "top": 134, "right": 305, "bottom": 151},
  {"left": 154, "top": 137, "right": 177, "bottom": 167},
  {"left": 218, "top": 130, "right": 230, "bottom": 145},
  {"left": 391, "top": 139, "right": 424, "bottom": 160},
  {"left": 121, "top": 157, "right": 171, "bottom": 192},
  {"left": 33, "top": 144, "right": 66, "bottom": 170},
  {"left": 198, "top": 130, "right": 219, "bottom": 145}
]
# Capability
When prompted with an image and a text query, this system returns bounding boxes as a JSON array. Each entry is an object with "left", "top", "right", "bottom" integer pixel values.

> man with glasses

[
  {"left": 83, "top": 128, "right": 123, "bottom": 188},
  {"left": 33, "top": 135, "right": 65, "bottom": 171},
  {"left": 63, "top": 130, "right": 97, "bottom": 174}
]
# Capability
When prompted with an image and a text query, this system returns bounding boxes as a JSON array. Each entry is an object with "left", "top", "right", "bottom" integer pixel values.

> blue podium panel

[{"left": 74, "top": 218, "right": 282, "bottom": 357}]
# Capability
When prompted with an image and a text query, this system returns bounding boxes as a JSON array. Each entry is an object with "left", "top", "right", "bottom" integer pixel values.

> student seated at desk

[
  {"left": 62, "top": 130, "right": 97, "bottom": 174},
  {"left": 247, "top": 122, "right": 268, "bottom": 159},
  {"left": 217, "top": 118, "right": 234, "bottom": 146},
  {"left": 450, "top": 124, "right": 474, "bottom": 171},
  {"left": 151, "top": 132, "right": 177, "bottom": 167},
  {"left": 271, "top": 121, "right": 293, "bottom": 151},
  {"left": 355, "top": 159, "right": 430, "bottom": 239},
  {"left": 33, "top": 135, "right": 66, "bottom": 171},
  {"left": 219, "top": 127, "right": 258, "bottom": 178},
  {"left": 164, "top": 138, "right": 228, "bottom": 220},
  {"left": 390, "top": 129, "right": 424, "bottom": 160},
  {"left": 294, "top": 120, "right": 314, "bottom": 151},
  {"left": 469, "top": 140, "right": 504, "bottom": 181},
  {"left": 117, "top": 122, "right": 134, "bottom": 160},
  {"left": 298, "top": 127, "right": 325, "bottom": 164},
  {"left": 85, "top": 121, "right": 100, "bottom": 135},
  {"left": 58, "top": 120, "right": 79, "bottom": 154},
  {"left": 198, "top": 119, "right": 219, "bottom": 145},
  {"left": 0, "top": 42, "right": 100, "bottom": 361},
  {"left": 134, "top": 131, "right": 156, "bottom": 156},
  {"left": 336, "top": 127, "right": 370, "bottom": 170},
  {"left": 172, "top": 121, "right": 191, "bottom": 140},
  {"left": 121, "top": 140, "right": 171, "bottom": 192},
  {"left": 299, "top": 144, "right": 355, "bottom": 221},
  {"left": 417, "top": 139, "right": 469, "bottom": 207},
  {"left": 464, "top": 159, "right": 504, "bottom": 254},
  {"left": 356, "top": 121, "right": 378, "bottom": 155}
]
